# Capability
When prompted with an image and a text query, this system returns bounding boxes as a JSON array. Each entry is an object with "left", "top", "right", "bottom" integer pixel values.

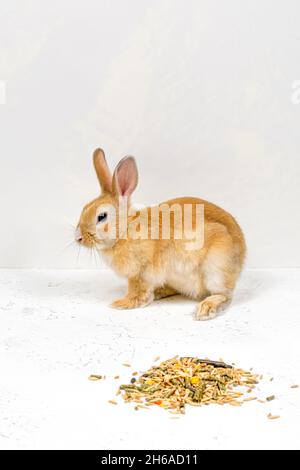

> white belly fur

[
  {"left": 166, "top": 258, "right": 202, "bottom": 298},
  {"left": 144, "top": 256, "right": 203, "bottom": 299}
]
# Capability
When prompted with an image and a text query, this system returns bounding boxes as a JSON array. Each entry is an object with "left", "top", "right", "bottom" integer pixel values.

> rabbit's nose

[{"left": 75, "top": 227, "right": 83, "bottom": 243}]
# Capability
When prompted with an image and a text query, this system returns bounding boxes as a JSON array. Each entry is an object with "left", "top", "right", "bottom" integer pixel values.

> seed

[
  {"left": 246, "top": 379, "right": 259, "bottom": 385},
  {"left": 291, "top": 385, "right": 299, "bottom": 389},
  {"left": 114, "top": 376, "right": 120, "bottom": 379},
  {"left": 88, "top": 374, "right": 103, "bottom": 381},
  {"left": 266, "top": 395, "right": 275, "bottom": 401},
  {"left": 243, "top": 397, "right": 257, "bottom": 402},
  {"left": 131, "top": 378, "right": 136, "bottom": 384},
  {"left": 108, "top": 400, "right": 118, "bottom": 405},
  {"left": 267, "top": 413, "right": 280, "bottom": 420},
  {"left": 122, "top": 363, "right": 131, "bottom": 367},
  {"left": 154, "top": 356, "right": 160, "bottom": 362}
]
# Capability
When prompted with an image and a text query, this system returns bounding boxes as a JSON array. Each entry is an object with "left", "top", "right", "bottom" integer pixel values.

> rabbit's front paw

[
  {"left": 194, "top": 294, "right": 230, "bottom": 321},
  {"left": 195, "top": 300, "right": 218, "bottom": 321},
  {"left": 110, "top": 294, "right": 153, "bottom": 310}
]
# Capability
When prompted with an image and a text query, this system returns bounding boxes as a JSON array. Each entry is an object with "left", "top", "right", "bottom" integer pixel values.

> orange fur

[{"left": 76, "top": 149, "right": 246, "bottom": 320}]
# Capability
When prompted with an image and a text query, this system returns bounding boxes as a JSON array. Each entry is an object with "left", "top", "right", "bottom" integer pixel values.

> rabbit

[{"left": 75, "top": 148, "right": 246, "bottom": 320}]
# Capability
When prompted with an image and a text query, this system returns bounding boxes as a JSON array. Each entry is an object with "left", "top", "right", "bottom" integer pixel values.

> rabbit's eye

[{"left": 97, "top": 212, "right": 107, "bottom": 223}]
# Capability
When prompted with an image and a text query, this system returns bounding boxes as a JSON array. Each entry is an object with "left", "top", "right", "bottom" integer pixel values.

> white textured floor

[{"left": 0, "top": 268, "right": 299, "bottom": 450}]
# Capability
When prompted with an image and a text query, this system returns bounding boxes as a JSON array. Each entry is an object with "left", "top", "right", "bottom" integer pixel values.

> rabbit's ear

[
  {"left": 112, "top": 156, "right": 138, "bottom": 198},
  {"left": 93, "top": 148, "right": 112, "bottom": 193}
]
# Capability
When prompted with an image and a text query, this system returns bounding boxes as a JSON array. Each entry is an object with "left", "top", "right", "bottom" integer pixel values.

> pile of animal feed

[{"left": 118, "top": 356, "right": 260, "bottom": 414}]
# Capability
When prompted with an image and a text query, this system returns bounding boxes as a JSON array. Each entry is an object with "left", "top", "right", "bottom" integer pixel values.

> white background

[
  {"left": 1, "top": 1, "right": 300, "bottom": 451},
  {"left": 1, "top": 0, "right": 300, "bottom": 269}
]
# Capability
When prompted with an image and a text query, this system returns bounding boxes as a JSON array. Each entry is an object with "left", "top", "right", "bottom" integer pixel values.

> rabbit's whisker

[{"left": 76, "top": 244, "right": 81, "bottom": 263}]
